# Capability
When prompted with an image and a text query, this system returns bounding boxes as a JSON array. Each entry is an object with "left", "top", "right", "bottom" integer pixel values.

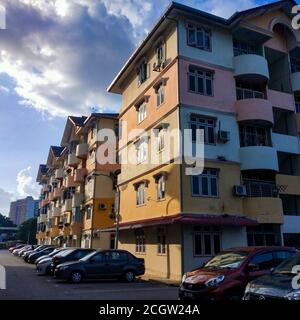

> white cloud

[
  {"left": 0, "top": 188, "right": 14, "bottom": 216},
  {"left": 16, "top": 166, "right": 40, "bottom": 198},
  {"left": 0, "top": 0, "right": 268, "bottom": 117},
  {"left": 0, "top": 85, "right": 9, "bottom": 93}
]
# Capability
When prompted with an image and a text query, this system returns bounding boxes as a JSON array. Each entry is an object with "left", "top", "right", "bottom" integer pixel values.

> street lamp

[{"left": 91, "top": 172, "right": 120, "bottom": 249}]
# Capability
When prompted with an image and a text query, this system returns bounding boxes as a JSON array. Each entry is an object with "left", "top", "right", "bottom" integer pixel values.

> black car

[
  {"left": 50, "top": 248, "right": 95, "bottom": 274},
  {"left": 54, "top": 250, "right": 145, "bottom": 283},
  {"left": 23, "top": 245, "right": 51, "bottom": 262},
  {"left": 244, "top": 254, "right": 300, "bottom": 301},
  {"left": 27, "top": 246, "right": 56, "bottom": 264}
]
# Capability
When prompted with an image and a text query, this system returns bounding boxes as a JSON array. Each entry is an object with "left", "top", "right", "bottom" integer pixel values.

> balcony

[
  {"left": 49, "top": 226, "right": 60, "bottom": 238},
  {"left": 74, "top": 168, "right": 87, "bottom": 183},
  {"left": 53, "top": 187, "right": 62, "bottom": 199},
  {"left": 39, "top": 214, "right": 47, "bottom": 223},
  {"left": 272, "top": 133, "right": 300, "bottom": 154},
  {"left": 41, "top": 199, "right": 50, "bottom": 207},
  {"left": 233, "top": 54, "right": 269, "bottom": 83},
  {"left": 70, "top": 222, "right": 82, "bottom": 235},
  {"left": 52, "top": 207, "right": 61, "bottom": 217},
  {"left": 240, "top": 146, "right": 278, "bottom": 171},
  {"left": 55, "top": 168, "right": 64, "bottom": 179},
  {"left": 68, "top": 153, "right": 80, "bottom": 167},
  {"left": 76, "top": 143, "right": 88, "bottom": 159},
  {"left": 42, "top": 185, "right": 50, "bottom": 193},
  {"left": 236, "top": 98, "right": 273, "bottom": 124},
  {"left": 267, "top": 89, "right": 295, "bottom": 112},
  {"left": 62, "top": 199, "right": 72, "bottom": 212},
  {"left": 276, "top": 174, "right": 300, "bottom": 195},
  {"left": 65, "top": 175, "right": 78, "bottom": 188},
  {"left": 72, "top": 192, "right": 84, "bottom": 207},
  {"left": 243, "top": 197, "right": 283, "bottom": 224}
]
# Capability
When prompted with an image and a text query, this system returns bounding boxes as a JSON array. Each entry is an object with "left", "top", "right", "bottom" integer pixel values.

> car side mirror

[{"left": 247, "top": 263, "right": 259, "bottom": 272}]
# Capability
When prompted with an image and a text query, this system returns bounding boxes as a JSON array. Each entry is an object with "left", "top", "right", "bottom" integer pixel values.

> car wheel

[
  {"left": 70, "top": 271, "right": 83, "bottom": 284},
  {"left": 124, "top": 271, "right": 135, "bottom": 283}
]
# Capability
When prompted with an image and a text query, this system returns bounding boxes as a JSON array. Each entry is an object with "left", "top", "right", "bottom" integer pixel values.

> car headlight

[
  {"left": 285, "top": 291, "right": 300, "bottom": 301},
  {"left": 244, "top": 282, "right": 254, "bottom": 293},
  {"left": 205, "top": 275, "right": 225, "bottom": 288},
  {"left": 182, "top": 274, "right": 187, "bottom": 283}
]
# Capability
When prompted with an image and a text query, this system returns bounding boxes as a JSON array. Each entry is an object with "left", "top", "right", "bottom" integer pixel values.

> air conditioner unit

[
  {"left": 153, "top": 61, "right": 161, "bottom": 72},
  {"left": 218, "top": 130, "right": 230, "bottom": 143},
  {"left": 233, "top": 185, "right": 247, "bottom": 197},
  {"left": 99, "top": 203, "right": 107, "bottom": 210}
]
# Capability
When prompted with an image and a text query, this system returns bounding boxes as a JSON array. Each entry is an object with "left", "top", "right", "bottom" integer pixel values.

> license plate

[{"left": 184, "top": 292, "right": 194, "bottom": 298}]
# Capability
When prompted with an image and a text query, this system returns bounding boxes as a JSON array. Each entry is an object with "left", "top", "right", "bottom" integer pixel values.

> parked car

[
  {"left": 23, "top": 245, "right": 51, "bottom": 261},
  {"left": 27, "top": 246, "right": 56, "bottom": 264},
  {"left": 9, "top": 244, "right": 25, "bottom": 253},
  {"left": 54, "top": 250, "right": 145, "bottom": 283},
  {"left": 36, "top": 249, "right": 69, "bottom": 275},
  {"left": 178, "top": 246, "right": 298, "bottom": 301},
  {"left": 12, "top": 245, "right": 34, "bottom": 256},
  {"left": 244, "top": 254, "right": 300, "bottom": 300},
  {"left": 50, "top": 248, "right": 95, "bottom": 274},
  {"left": 35, "top": 248, "right": 65, "bottom": 265}
]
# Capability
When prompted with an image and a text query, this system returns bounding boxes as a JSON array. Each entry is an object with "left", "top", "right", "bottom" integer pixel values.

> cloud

[
  {"left": 0, "top": 0, "right": 269, "bottom": 117},
  {"left": 0, "top": 85, "right": 9, "bottom": 93},
  {"left": 16, "top": 166, "right": 40, "bottom": 198},
  {"left": 0, "top": 187, "right": 14, "bottom": 216}
]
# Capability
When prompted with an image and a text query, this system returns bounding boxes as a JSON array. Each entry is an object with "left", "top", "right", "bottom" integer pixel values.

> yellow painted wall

[
  {"left": 119, "top": 163, "right": 181, "bottom": 223},
  {"left": 121, "top": 23, "right": 178, "bottom": 112},
  {"left": 182, "top": 162, "right": 243, "bottom": 215},
  {"left": 118, "top": 225, "right": 182, "bottom": 281},
  {"left": 276, "top": 174, "right": 300, "bottom": 195}
]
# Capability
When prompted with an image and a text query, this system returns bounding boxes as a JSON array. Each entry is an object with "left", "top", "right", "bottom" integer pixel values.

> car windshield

[
  {"left": 59, "top": 249, "right": 74, "bottom": 257},
  {"left": 273, "top": 254, "right": 300, "bottom": 275},
  {"left": 204, "top": 251, "right": 249, "bottom": 269},
  {"left": 80, "top": 251, "right": 97, "bottom": 262}
]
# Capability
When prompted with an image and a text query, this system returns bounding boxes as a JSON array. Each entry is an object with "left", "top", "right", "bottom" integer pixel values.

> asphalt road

[{"left": 0, "top": 250, "right": 178, "bottom": 300}]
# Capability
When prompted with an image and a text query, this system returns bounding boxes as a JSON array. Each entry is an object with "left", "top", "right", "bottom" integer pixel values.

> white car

[{"left": 36, "top": 257, "right": 53, "bottom": 275}]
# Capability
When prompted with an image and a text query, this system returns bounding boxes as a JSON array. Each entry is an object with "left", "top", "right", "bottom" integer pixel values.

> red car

[{"left": 178, "top": 246, "right": 298, "bottom": 301}]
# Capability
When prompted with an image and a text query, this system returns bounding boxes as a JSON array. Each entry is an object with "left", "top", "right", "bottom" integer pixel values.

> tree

[
  {"left": 0, "top": 213, "right": 16, "bottom": 228},
  {"left": 15, "top": 217, "right": 37, "bottom": 244}
]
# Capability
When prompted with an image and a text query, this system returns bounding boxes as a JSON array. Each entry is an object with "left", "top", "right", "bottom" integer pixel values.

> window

[
  {"left": 192, "top": 169, "right": 219, "bottom": 197},
  {"left": 72, "top": 207, "right": 82, "bottom": 223},
  {"left": 136, "top": 183, "right": 146, "bottom": 206},
  {"left": 249, "top": 252, "right": 274, "bottom": 270},
  {"left": 274, "top": 251, "right": 294, "bottom": 265},
  {"left": 236, "top": 87, "right": 265, "bottom": 100},
  {"left": 138, "top": 61, "right": 148, "bottom": 85},
  {"left": 280, "top": 195, "right": 300, "bottom": 216},
  {"left": 110, "top": 251, "right": 128, "bottom": 261},
  {"left": 233, "top": 39, "right": 260, "bottom": 56},
  {"left": 157, "top": 228, "right": 166, "bottom": 254},
  {"left": 63, "top": 187, "right": 75, "bottom": 200},
  {"left": 187, "top": 23, "right": 211, "bottom": 51},
  {"left": 136, "top": 140, "right": 148, "bottom": 164},
  {"left": 156, "top": 128, "right": 165, "bottom": 152},
  {"left": 156, "top": 42, "right": 165, "bottom": 65},
  {"left": 119, "top": 120, "right": 123, "bottom": 140},
  {"left": 137, "top": 102, "right": 147, "bottom": 123},
  {"left": 90, "top": 122, "right": 97, "bottom": 139},
  {"left": 239, "top": 124, "right": 271, "bottom": 147},
  {"left": 86, "top": 206, "right": 92, "bottom": 220},
  {"left": 135, "top": 230, "right": 146, "bottom": 253},
  {"left": 194, "top": 228, "right": 221, "bottom": 256},
  {"left": 156, "top": 84, "right": 165, "bottom": 106},
  {"left": 247, "top": 225, "right": 282, "bottom": 246},
  {"left": 188, "top": 66, "right": 213, "bottom": 96},
  {"left": 157, "top": 175, "right": 166, "bottom": 200},
  {"left": 190, "top": 115, "right": 216, "bottom": 144}
]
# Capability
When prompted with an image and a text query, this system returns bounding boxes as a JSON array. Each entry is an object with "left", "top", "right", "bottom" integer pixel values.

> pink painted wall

[
  {"left": 267, "top": 89, "right": 295, "bottom": 111},
  {"left": 265, "top": 29, "right": 288, "bottom": 53},
  {"left": 179, "top": 58, "right": 236, "bottom": 113},
  {"left": 236, "top": 99, "right": 273, "bottom": 123}
]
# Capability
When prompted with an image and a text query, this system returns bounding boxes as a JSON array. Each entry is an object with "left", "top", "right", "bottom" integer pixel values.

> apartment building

[
  {"left": 36, "top": 114, "right": 119, "bottom": 249},
  {"left": 108, "top": 0, "right": 300, "bottom": 280},
  {"left": 9, "top": 196, "right": 39, "bottom": 226}
]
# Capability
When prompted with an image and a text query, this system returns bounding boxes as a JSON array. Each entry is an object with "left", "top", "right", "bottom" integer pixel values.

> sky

[{"left": 0, "top": 0, "right": 279, "bottom": 216}]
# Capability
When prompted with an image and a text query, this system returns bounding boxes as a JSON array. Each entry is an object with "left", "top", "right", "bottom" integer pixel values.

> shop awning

[{"left": 101, "top": 214, "right": 258, "bottom": 232}]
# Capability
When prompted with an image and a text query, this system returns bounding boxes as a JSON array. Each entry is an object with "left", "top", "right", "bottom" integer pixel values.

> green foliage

[
  {"left": 0, "top": 213, "right": 16, "bottom": 228},
  {"left": 15, "top": 217, "right": 37, "bottom": 244}
]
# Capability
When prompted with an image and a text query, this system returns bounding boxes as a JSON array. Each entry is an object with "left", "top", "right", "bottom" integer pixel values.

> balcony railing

[
  {"left": 236, "top": 88, "right": 266, "bottom": 100},
  {"left": 244, "top": 180, "right": 278, "bottom": 198}
]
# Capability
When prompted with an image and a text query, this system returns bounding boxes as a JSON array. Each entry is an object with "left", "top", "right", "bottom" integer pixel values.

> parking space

[{"left": 0, "top": 250, "right": 178, "bottom": 300}]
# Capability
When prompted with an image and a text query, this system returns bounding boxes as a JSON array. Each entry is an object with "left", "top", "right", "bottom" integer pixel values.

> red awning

[{"left": 101, "top": 214, "right": 258, "bottom": 232}]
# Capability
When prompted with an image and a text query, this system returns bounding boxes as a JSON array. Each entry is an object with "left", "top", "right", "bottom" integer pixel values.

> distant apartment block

[{"left": 9, "top": 196, "right": 39, "bottom": 226}]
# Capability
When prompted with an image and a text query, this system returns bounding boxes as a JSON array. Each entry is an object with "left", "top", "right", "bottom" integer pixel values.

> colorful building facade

[{"left": 108, "top": 1, "right": 300, "bottom": 280}]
